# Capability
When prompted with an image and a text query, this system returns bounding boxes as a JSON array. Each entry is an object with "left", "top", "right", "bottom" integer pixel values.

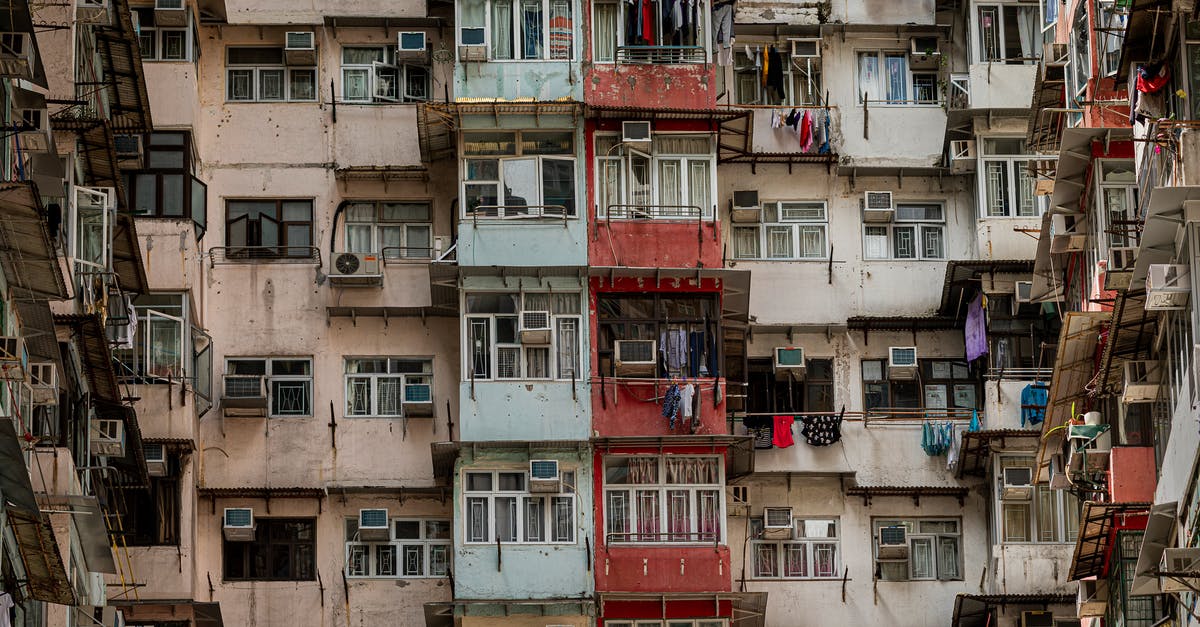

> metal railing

[
  {"left": 984, "top": 367, "right": 1053, "bottom": 381},
  {"left": 207, "top": 246, "right": 322, "bottom": 265},
  {"left": 468, "top": 204, "right": 570, "bottom": 226},
  {"left": 606, "top": 531, "right": 720, "bottom": 545},
  {"left": 604, "top": 204, "right": 707, "bottom": 220},
  {"left": 616, "top": 45, "right": 706, "bottom": 65}
]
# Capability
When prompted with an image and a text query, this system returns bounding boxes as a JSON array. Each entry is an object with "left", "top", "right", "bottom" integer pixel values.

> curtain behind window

[{"left": 594, "top": 3, "right": 617, "bottom": 62}]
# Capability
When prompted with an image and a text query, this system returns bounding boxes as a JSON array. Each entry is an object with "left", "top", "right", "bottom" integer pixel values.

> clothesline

[{"left": 733, "top": 409, "right": 977, "bottom": 422}]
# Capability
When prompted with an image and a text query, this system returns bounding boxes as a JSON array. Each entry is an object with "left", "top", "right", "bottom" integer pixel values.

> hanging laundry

[
  {"left": 660, "top": 329, "right": 688, "bottom": 372},
  {"left": 1020, "top": 383, "right": 1049, "bottom": 427},
  {"left": 680, "top": 382, "right": 696, "bottom": 418},
  {"left": 799, "top": 412, "right": 842, "bottom": 446},
  {"left": 818, "top": 109, "right": 832, "bottom": 154},
  {"left": 945, "top": 422, "right": 960, "bottom": 470},
  {"left": 921, "top": 421, "right": 954, "bottom": 456},
  {"left": 760, "top": 44, "right": 769, "bottom": 87},
  {"left": 965, "top": 293, "right": 988, "bottom": 363},
  {"left": 770, "top": 109, "right": 781, "bottom": 129},
  {"left": 711, "top": 0, "right": 736, "bottom": 60},
  {"left": 765, "top": 46, "right": 785, "bottom": 100},
  {"left": 799, "top": 110, "right": 813, "bottom": 152},
  {"left": 1137, "top": 62, "right": 1170, "bottom": 94},
  {"left": 744, "top": 415, "right": 773, "bottom": 449},
  {"left": 969, "top": 409, "right": 981, "bottom": 433},
  {"left": 662, "top": 383, "right": 682, "bottom": 430},
  {"left": 772, "top": 415, "right": 795, "bottom": 448}
]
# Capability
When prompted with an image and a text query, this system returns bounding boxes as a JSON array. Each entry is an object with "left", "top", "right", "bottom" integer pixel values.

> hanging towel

[
  {"left": 818, "top": 110, "right": 832, "bottom": 154},
  {"left": 799, "top": 110, "right": 813, "bottom": 152},
  {"left": 761, "top": 45, "right": 769, "bottom": 87},
  {"left": 770, "top": 109, "right": 781, "bottom": 129},
  {"left": 965, "top": 293, "right": 988, "bottom": 363},
  {"left": 946, "top": 422, "right": 960, "bottom": 470},
  {"left": 1020, "top": 384, "right": 1049, "bottom": 426},
  {"left": 772, "top": 415, "right": 795, "bottom": 448},
  {"left": 662, "top": 384, "right": 681, "bottom": 428},
  {"left": 969, "top": 409, "right": 981, "bottom": 433}
]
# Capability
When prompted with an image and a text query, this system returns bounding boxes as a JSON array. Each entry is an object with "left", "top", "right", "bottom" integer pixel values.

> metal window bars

[
  {"left": 381, "top": 246, "right": 435, "bottom": 261},
  {"left": 604, "top": 204, "right": 706, "bottom": 220},
  {"left": 616, "top": 45, "right": 706, "bottom": 65},
  {"left": 468, "top": 204, "right": 570, "bottom": 226},
  {"left": 606, "top": 531, "right": 721, "bottom": 545},
  {"left": 207, "top": 246, "right": 322, "bottom": 265}
]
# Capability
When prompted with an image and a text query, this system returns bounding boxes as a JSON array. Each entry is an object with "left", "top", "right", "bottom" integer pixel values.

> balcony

[
  {"left": 592, "top": 377, "right": 727, "bottom": 437},
  {"left": 591, "top": 204, "right": 721, "bottom": 268},
  {"left": 597, "top": 543, "right": 731, "bottom": 593},
  {"left": 457, "top": 204, "right": 588, "bottom": 268},
  {"left": 585, "top": 60, "right": 716, "bottom": 109},
  {"left": 616, "top": 45, "right": 706, "bottom": 64}
]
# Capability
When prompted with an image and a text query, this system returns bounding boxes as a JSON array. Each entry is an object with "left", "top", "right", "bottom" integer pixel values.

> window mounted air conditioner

[
  {"left": 773, "top": 347, "right": 806, "bottom": 379},
  {"left": 519, "top": 311, "right": 552, "bottom": 344},
  {"left": 358, "top": 509, "right": 390, "bottom": 540},
  {"left": 114, "top": 134, "right": 144, "bottom": 169},
  {"left": 876, "top": 525, "right": 909, "bottom": 559},
  {"left": 1122, "top": 361, "right": 1163, "bottom": 404},
  {"left": 1002, "top": 466, "right": 1034, "bottom": 500},
  {"left": 329, "top": 252, "right": 382, "bottom": 286},
  {"left": 788, "top": 38, "right": 820, "bottom": 58},
  {"left": 397, "top": 31, "right": 429, "bottom": 62},
  {"left": 887, "top": 347, "right": 918, "bottom": 380},
  {"left": 763, "top": 507, "right": 793, "bottom": 529},
  {"left": 76, "top": 0, "right": 109, "bottom": 24},
  {"left": 223, "top": 508, "right": 255, "bottom": 541},
  {"left": 1020, "top": 611, "right": 1055, "bottom": 627},
  {"left": 284, "top": 31, "right": 317, "bottom": 65},
  {"left": 144, "top": 443, "right": 167, "bottom": 476},
  {"left": 529, "top": 459, "right": 561, "bottom": 492},
  {"left": 0, "top": 336, "right": 28, "bottom": 380},
  {"left": 1014, "top": 281, "right": 1033, "bottom": 304},
  {"left": 28, "top": 362, "right": 57, "bottom": 405},
  {"left": 1161, "top": 547, "right": 1200, "bottom": 592},
  {"left": 1077, "top": 578, "right": 1109, "bottom": 617},
  {"left": 910, "top": 36, "right": 940, "bottom": 58},
  {"left": 153, "top": 0, "right": 187, "bottom": 26},
  {"left": 614, "top": 340, "right": 656, "bottom": 376},
  {"left": 1108, "top": 247, "right": 1137, "bottom": 272},
  {"left": 89, "top": 418, "right": 125, "bottom": 457},
  {"left": 622, "top": 121, "right": 652, "bottom": 143},
  {"left": 221, "top": 374, "right": 267, "bottom": 417},
  {"left": 0, "top": 33, "right": 33, "bottom": 79},
  {"left": 1146, "top": 264, "right": 1190, "bottom": 310},
  {"left": 731, "top": 190, "right": 761, "bottom": 223},
  {"left": 1050, "top": 214, "right": 1086, "bottom": 253},
  {"left": 15, "top": 108, "right": 50, "bottom": 153},
  {"left": 950, "top": 139, "right": 976, "bottom": 160},
  {"left": 862, "top": 191, "right": 894, "bottom": 223},
  {"left": 459, "top": 27, "right": 487, "bottom": 60}
]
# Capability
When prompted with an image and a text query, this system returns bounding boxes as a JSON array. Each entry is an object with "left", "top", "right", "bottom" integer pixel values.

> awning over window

[
  {"left": 55, "top": 313, "right": 120, "bottom": 403},
  {"left": 1130, "top": 186, "right": 1200, "bottom": 285},
  {"left": 1116, "top": 0, "right": 1173, "bottom": 82},
  {"left": 0, "top": 182, "right": 67, "bottom": 299},
  {"left": 951, "top": 593, "right": 1074, "bottom": 627},
  {"left": 35, "top": 494, "right": 116, "bottom": 574},
  {"left": 1034, "top": 311, "right": 1108, "bottom": 482},
  {"left": 1048, "top": 127, "right": 1133, "bottom": 215},
  {"left": 1069, "top": 501, "right": 1151, "bottom": 581},
  {"left": 955, "top": 429, "right": 1041, "bottom": 478},
  {"left": 1130, "top": 501, "right": 1178, "bottom": 596},
  {"left": 95, "top": 0, "right": 153, "bottom": 134},
  {"left": 1095, "top": 290, "right": 1154, "bottom": 396},
  {"left": 844, "top": 484, "right": 971, "bottom": 507}
]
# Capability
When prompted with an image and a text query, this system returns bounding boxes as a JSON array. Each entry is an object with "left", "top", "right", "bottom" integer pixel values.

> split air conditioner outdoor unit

[
  {"left": 529, "top": 459, "right": 561, "bottom": 492},
  {"left": 1145, "top": 264, "right": 1190, "bottom": 310},
  {"left": 329, "top": 252, "right": 382, "bottom": 286},
  {"left": 223, "top": 508, "right": 255, "bottom": 541},
  {"left": 614, "top": 340, "right": 656, "bottom": 376},
  {"left": 358, "top": 509, "right": 390, "bottom": 541},
  {"left": 862, "top": 191, "right": 894, "bottom": 222},
  {"left": 887, "top": 347, "right": 918, "bottom": 380}
]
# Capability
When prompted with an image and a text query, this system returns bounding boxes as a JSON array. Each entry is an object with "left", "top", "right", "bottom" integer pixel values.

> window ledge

[{"left": 748, "top": 577, "right": 846, "bottom": 582}]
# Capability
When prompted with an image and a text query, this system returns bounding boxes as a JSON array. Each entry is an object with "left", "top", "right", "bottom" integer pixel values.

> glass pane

[
  {"left": 784, "top": 543, "right": 807, "bottom": 577},
  {"left": 492, "top": 0, "right": 514, "bottom": 59},
  {"left": 521, "top": 0, "right": 544, "bottom": 58},
  {"left": 467, "top": 497, "right": 488, "bottom": 541},
  {"left": 401, "top": 545, "right": 421, "bottom": 576},
  {"left": 688, "top": 160, "right": 711, "bottom": 215},
  {"left": 884, "top": 54, "right": 907, "bottom": 102},
  {"left": 658, "top": 159, "right": 681, "bottom": 208},
  {"left": 162, "top": 30, "right": 186, "bottom": 59},
  {"left": 766, "top": 225, "right": 793, "bottom": 258},
  {"left": 495, "top": 496, "right": 518, "bottom": 542},
  {"left": 910, "top": 537, "right": 934, "bottom": 579},
  {"left": 921, "top": 226, "right": 943, "bottom": 259},
  {"left": 523, "top": 497, "right": 544, "bottom": 541},
  {"left": 289, "top": 69, "right": 316, "bottom": 100},
  {"left": 272, "top": 380, "right": 311, "bottom": 415},
  {"left": 541, "top": 158, "right": 576, "bottom": 215},
  {"left": 813, "top": 542, "right": 837, "bottom": 577},
  {"left": 548, "top": 0, "right": 572, "bottom": 59},
  {"left": 343, "top": 68, "right": 370, "bottom": 100},
  {"left": 754, "top": 543, "right": 778, "bottom": 577},
  {"left": 636, "top": 490, "right": 660, "bottom": 541},
  {"left": 606, "top": 490, "right": 631, "bottom": 540},
  {"left": 346, "top": 377, "right": 370, "bottom": 415},
  {"left": 259, "top": 69, "right": 285, "bottom": 100},
  {"left": 734, "top": 226, "right": 760, "bottom": 259},
  {"left": 503, "top": 158, "right": 539, "bottom": 212},
  {"left": 228, "top": 69, "right": 254, "bottom": 100},
  {"left": 161, "top": 174, "right": 184, "bottom": 216},
  {"left": 984, "top": 161, "right": 1010, "bottom": 216},
  {"left": 146, "top": 312, "right": 182, "bottom": 378},
  {"left": 429, "top": 545, "right": 449, "bottom": 575},
  {"left": 937, "top": 535, "right": 960, "bottom": 580},
  {"left": 593, "top": 2, "right": 616, "bottom": 62},
  {"left": 1003, "top": 504, "right": 1032, "bottom": 542},
  {"left": 893, "top": 226, "right": 915, "bottom": 259}
]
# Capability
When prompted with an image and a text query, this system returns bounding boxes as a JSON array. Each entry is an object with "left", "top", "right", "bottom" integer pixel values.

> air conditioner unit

[
  {"left": 89, "top": 418, "right": 125, "bottom": 457},
  {"left": 358, "top": 509, "right": 390, "bottom": 541},
  {"left": 1002, "top": 466, "right": 1034, "bottom": 500},
  {"left": 1014, "top": 280, "right": 1033, "bottom": 304},
  {"left": 862, "top": 191, "right": 894, "bottom": 222},
  {"left": 1050, "top": 214, "right": 1086, "bottom": 253},
  {"left": 877, "top": 525, "right": 909, "bottom": 559},
  {"left": 519, "top": 311, "right": 552, "bottom": 344},
  {"left": 144, "top": 443, "right": 167, "bottom": 477},
  {"left": 887, "top": 347, "right": 918, "bottom": 380},
  {"left": 1020, "top": 611, "right": 1055, "bottom": 627},
  {"left": 76, "top": 0, "right": 110, "bottom": 24},
  {"left": 1077, "top": 578, "right": 1109, "bottom": 617},
  {"left": 459, "top": 26, "right": 486, "bottom": 60},
  {"left": 153, "top": 0, "right": 187, "bottom": 26},
  {"left": 459, "top": 44, "right": 487, "bottom": 61},
  {"left": 0, "top": 33, "right": 33, "bottom": 79},
  {"left": 773, "top": 347, "right": 806, "bottom": 379},
  {"left": 15, "top": 108, "right": 51, "bottom": 153},
  {"left": 223, "top": 508, "right": 255, "bottom": 541},
  {"left": 1161, "top": 547, "right": 1200, "bottom": 592},
  {"left": 397, "top": 31, "right": 429, "bottom": 62},
  {"left": 329, "top": 252, "right": 382, "bottom": 286},
  {"left": 1047, "top": 43, "right": 1068, "bottom": 63},
  {"left": 910, "top": 36, "right": 940, "bottom": 58},
  {"left": 529, "top": 459, "right": 561, "bottom": 492},
  {"left": 731, "top": 190, "right": 760, "bottom": 223},
  {"left": 622, "top": 121, "right": 652, "bottom": 143},
  {"left": 788, "top": 38, "right": 820, "bottom": 58},
  {"left": 1146, "top": 264, "right": 1190, "bottom": 310},
  {"left": 28, "top": 362, "right": 58, "bottom": 405},
  {"left": 1123, "top": 361, "right": 1162, "bottom": 404},
  {"left": 114, "top": 134, "right": 144, "bottom": 169},
  {"left": 284, "top": 31, "right": 317, "bottom": 65},
  {"left": 614, "top": 339, "right": 656, "bottom": 376},
  {"left": 763, "top": 507, "right": 793, "bottom": 529},
  {"left": 0, "top": 336, "right": 29, "bottom": 381},
  {"left": 221, "top": 374, "right": 267, "bottom": 417}
]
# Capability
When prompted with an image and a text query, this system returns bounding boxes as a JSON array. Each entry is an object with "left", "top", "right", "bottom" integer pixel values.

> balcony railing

[
  {"left": 616, "top": 45, "right": 706, "bottom": 65},
  {"left": 468, "top": 204, "right": 570, "bottom": 226},
  {"left": 606, "top": 531, "right": 720, "bottom": 545},
  {"left": 207, "top": 246, "right": 322, "bottom": 265},
  {"left": 603, "top": 204, "right": 708, "bottom": 220}
]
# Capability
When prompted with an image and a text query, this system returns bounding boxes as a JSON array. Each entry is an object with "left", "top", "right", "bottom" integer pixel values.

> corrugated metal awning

[
  {"left": 1130, "top": 186, "right": 1200, "bottom": 285},
  {"left": 0, "top": 182, "right": 67, "bottom": 299},
  {"left": 55, "top": 313, "right": 120, "bottom": 403},
  {"left": 1035, "top": 311, "right": 1108, "bottom": 482},
  {"left": 35, "top": 494, "right": 116, "bottom": 574},
  {"left": 952, "top": 593, "right": 1073, "bottom": 627},
  {"left": 1069, "top": 501, "right": 1151, "bottom": 581},
  {"left": 590, "top": 267, "right": 751, "bottom": 324},
  {"left": 95, "top": 0, "right": 153, "bottom": 133},
  {"left": 1130, "top": 501, "right": 1178, "bottom": 596}
]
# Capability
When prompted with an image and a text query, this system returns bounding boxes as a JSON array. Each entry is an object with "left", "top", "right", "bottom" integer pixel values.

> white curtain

[
  {"left": 1016, "top": 7, "right": 1041, "bottom": 62},
  {"left": 493, "top": 0, "right": 514, "bottom": 59},
  {"left": 594, "top": 3, "right": 617, "bottom": 62},
  {"left": 857, "top": 53, "right": 879, "bottom": 102}
]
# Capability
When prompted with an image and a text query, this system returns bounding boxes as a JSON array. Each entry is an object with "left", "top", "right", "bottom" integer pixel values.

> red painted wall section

[
  {"left": 1108, "top": 446, "right": 1157, "bottom": 504},
  {"left": 591, "top": 220, "right": 724, "bottom": 268},
  {"left": 601, "top": 600, "right": 734, "bottom": 620},
  {"left": 585, "top": 64, "right": 717, "bottom": 110}
]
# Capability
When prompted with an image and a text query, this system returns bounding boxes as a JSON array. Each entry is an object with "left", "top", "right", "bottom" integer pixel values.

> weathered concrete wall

[
  {"left": 222, "top": 0, "right": 427, "bottom": 24},
  {"left": 968, "top": 64, "right": 1038, "bottom": 111}
]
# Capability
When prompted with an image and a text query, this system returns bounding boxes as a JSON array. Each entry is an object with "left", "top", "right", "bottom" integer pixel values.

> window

[
  {"left": 596, "top": 293, "right": 719, "bottom": 379},
  {"left": 1068, "top": 1, "right": 1090, "bottom": 101},
  {"left": 604, "top": 622, "right": 727, "bottom": 627},
  {"left": 862, "top": 359, "right": 980, "bottom": 412},
  {"left": 343, "top": 201, "right": 432, "bottom": 259},
  {"left": 462, "top": 130, "right": 576, "bottom": 217},
  {"left": 1094, "top": 161, "right": 1139, "bottom": 254},
  {"left": 732, "top": 201, "right": 827, "bottom": 260},
  {"left": 463, "top": 469, "right": 576, "bottom": 544},
  {"left": 733, "top": 49, "right": 822, "bottom": 105},
  {"left": 225, "top": 199, "right": 314, "bottom": 258},
  {"left": 225, "top": 358, "right": 313, "bottom": 417},
  {"left": 119, "top": 453, "right": 181, "bottom": 546},
  {"left": 594, "top": 134, "right": 714, "bottom": 218},
  {"left": 603, "top": 456, "right": 723, "bottom": 544},
  {"left": 125, "top": 132, "right": 208, "bottom": 235},
  {"left": 465, "top": 292, "right": 582, "bottom": 380},
  {"left": 975, "top": 4, "right": 1042, "bottom": 64},
  {"left": 1042, "top": 0, "right": 1057, "bottom": 29},
  {"left": 862, "top": 203, "right": 945, "bottom": 260},
  {"left": 345, "top": 518, "right": 450, "bottom": 578},
  {"left": 751, "top": 517, "right": 839, "bottom": 579},
  {"left": 224, "top": 518, "right": 315, "bottom": 581},
  {"left": 874, "top": 518, "right": 961, "bottom": 581},
  {"left": 226, "top": 47, "right": 316, "bottom": 102},
  {"left": 857, "top": 51, "right": 938, "bottom": 105},
  {"left": 745, "top": 358, "right": 833, "bottom": 414},
  {"left": 980, "top": 139, "right": 1042, "bottom": 217},
  {"left": 112, "top": 293, "right": 189, "bottom": 383},
  {"left": 997, "top": 456, "right": 1080, "bottom": 543},
  {"left": 591, "top": 0, "right": 703, "bottom": 63},
  {"left": 340, "top": 46, "right": 429, "bottom": 103},
  {"left": 134, "top": 8, "right": 192, "bottom": 61},
  {"left": 344, "top": 358, "right": 432, "bottom": 417},
  {"left": 1096, "top": 1, "right": 1126, "bottom": 76},
  {"left": 458, "top": 0, "right": 573, "bottom": 60}
]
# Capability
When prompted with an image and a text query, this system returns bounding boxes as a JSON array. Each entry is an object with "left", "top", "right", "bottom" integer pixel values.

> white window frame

[
  {"left": 732, "top": 201, "right": 828, "bottom": 260},
  {"left": 856, "top": 50, "right": 939, "bottom": 106},
  {"left": 995, "top": 456, "right": 1080, "bottom": 544},
  {"left": 1068, "top": 0, "right": 1090, "bottom": 103},
  {"left": 463, "top": 292, "right": 582, "bottom": 381},
  {"left": 345, "top": 518, "right": 451, "bottom": 578},
  {"left": 113, "top": 293, "right": 190, "bottom": 382},
  {"left": 1094, "top": 160, "right": 1138, "bottom": 254},
  {"left": 602, "top": 455, "right": 726, "bottom": 546},
  {"left": 588, "top": 0, "right": 709, "bottom": 64},
  {"left": 974, "top": 3, "right": 1041, "bottom": 65},
  {"left": 593, "top": 133, "right": 716, "bottom": 219},
  {"left": 732, "top": 49, "right": 821, "bottom": 106},
  {"left": 1096, "top": 0, "right": 1125, "bottom": 77},
  {"left": 750, "top": 517, "right": 841, "bottom": 579},
  {"left": 225, "top": 357, "right": 313, "bottom": 417},
  {"left": 462, "top": 469, "right": 577, "bottom": 544},
  {"left": 339, "top": 45, "right": 431, "bottom": 103},
  {"left": 461, "top": 130, "right": 578, "bottom": 218},
  {"left": 873, "top": 518, "right": 962, "bottom": 582},
  {"left": 343, "top": 200, "right": 433, "bottom": 259},
  {"left": 1041, "top": 0, "right": 1057, "bottom": 32},
  {"left": 225, "top": 47, "right": 317, "bottom": 103},
  {"left": 862, "top": 202, "right": 946, "bottom": 261},
  {"left": 978, "top": 138, "right": 1044, "bottom": 218},
  {"left": 458, "top": 0, "right": 575, "bottom": 61},
  {"left": 344, "top": 358, "right": 432, "bottom": 418},
  {"left": 138, "top": 25, "right": 192, "bottom": 62}
]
